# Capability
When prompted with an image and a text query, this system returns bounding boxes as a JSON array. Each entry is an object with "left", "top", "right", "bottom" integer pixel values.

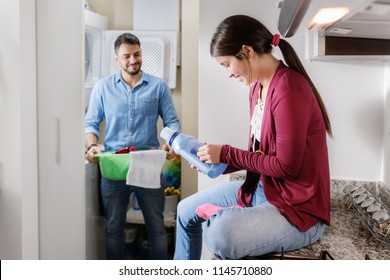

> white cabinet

[
  {"left": 305, "top": 29, "right": 390, "bottom": 61},
  {"left": 36, "top": 0, "right": 85, "bottom": 259},
  {"left": 0, "top": 0, "right": 87, "bottom": 260}
]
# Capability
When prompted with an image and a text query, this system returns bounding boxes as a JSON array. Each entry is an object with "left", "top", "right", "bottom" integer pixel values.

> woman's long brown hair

[{"left": 210, "top": 15, "right": 333, "bottom": 137}]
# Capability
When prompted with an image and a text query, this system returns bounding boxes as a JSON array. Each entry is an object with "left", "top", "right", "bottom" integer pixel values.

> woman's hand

[{"left": 197, "top": 144, "right": 223, "bottom": 164}]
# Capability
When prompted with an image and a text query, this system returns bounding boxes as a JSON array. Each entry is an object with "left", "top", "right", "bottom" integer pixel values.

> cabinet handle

[{"left": 55, "top": 117, "right": 60, "bottom": 164}]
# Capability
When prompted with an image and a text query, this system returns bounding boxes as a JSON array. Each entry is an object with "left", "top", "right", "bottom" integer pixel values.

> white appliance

[
  {"left": 85, "top": 10, "right": 108, "bottom": 111},
  {"left": 84, "top": 10, "right": 178, "bottom": 111}
]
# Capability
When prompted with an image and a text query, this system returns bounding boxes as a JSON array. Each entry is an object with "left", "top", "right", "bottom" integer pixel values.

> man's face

[{"left": 115, "top": 43, "right": 142, "bottom": 76}]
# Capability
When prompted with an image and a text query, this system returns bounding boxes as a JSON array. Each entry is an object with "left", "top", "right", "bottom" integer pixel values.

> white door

[{"left": 36, "top": 0, "right": 86, "bottom": 259}]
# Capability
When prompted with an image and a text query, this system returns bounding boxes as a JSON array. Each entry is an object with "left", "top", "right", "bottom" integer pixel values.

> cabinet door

[{"left": 36, "top": 0, "right": 85, "bottom": 259}]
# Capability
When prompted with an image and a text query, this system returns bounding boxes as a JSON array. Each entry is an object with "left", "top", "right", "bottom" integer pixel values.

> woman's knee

[
  {"left": 205, "top": 214, "right": 240, "bottom": 259},
  {"left": 176, "top": 195, "right": 200, "bottom": 219}
]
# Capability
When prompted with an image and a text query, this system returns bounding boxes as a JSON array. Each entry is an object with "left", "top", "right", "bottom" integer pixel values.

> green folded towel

[{"left": 94, "top": 153, "right": 130, "bottom": 181}]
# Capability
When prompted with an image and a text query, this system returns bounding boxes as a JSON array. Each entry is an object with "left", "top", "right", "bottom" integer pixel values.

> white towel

[{"left": 126, "top": 150, "right": 166, "bottom": 189}]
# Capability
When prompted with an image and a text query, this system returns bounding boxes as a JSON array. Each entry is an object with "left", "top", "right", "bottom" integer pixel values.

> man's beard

[{"left": 123, "top": 63, "right": 141, "bottom": 76}]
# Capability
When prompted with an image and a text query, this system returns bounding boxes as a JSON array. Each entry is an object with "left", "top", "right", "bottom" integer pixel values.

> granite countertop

[{"left": 287, "top": 180, "right": 390, "bottom": 260}]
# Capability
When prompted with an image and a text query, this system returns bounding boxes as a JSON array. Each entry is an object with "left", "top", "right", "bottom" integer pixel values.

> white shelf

[{"left": 126, "top": 208, "right": 176, "bottom": 228}]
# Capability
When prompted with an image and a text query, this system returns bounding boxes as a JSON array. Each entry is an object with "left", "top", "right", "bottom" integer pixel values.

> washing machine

[
  {"left": 84, "top": 10, "right": 108, "bottom": 112},
  {"left": 84, "top": 10, "right": 178, "bottom": 114}
]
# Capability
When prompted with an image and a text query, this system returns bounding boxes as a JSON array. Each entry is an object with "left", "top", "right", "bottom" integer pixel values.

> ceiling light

[{"left": 308, "top": 7, "right": 349, "bottom": 30}]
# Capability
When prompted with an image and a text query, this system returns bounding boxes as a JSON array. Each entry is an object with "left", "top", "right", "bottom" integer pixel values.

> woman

[{"left": 174, "top": 15, "right": 332, "bottom": 260}]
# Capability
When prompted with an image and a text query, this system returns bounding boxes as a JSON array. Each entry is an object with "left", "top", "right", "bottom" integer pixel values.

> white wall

[
  {"left": 306, "top": 62, "right": 385, "bottom": 181},
  {"left": 88, "top": 0, "right": 133, "bottom": 30},
  {"left": 181, "top": 0, "right": 199, "bottom": 198}
]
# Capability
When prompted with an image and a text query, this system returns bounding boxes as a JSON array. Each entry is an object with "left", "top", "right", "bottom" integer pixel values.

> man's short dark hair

[{"left": 114, "top": 33, "right": 141, "bottom": 53}]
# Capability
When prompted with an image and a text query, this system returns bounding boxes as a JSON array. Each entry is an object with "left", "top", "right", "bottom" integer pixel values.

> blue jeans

[
  {"left": 174, "top": 180, "right": 324, "bottom": 260},
  {"left": 101, "top": 177, "right": 167, "bottom": 260}
]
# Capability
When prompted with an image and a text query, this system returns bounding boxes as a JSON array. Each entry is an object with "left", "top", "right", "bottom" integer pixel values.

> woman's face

[{"left": 215, "top": 55, "right": 251, "bottom": 85}]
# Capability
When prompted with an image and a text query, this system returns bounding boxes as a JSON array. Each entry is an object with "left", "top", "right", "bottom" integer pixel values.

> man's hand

[
  {"left": 161, "top": 143, "right": 177, "bottom": 160},
  {"left": 85, "top": 145, "right": 102, "bottom": 163}
]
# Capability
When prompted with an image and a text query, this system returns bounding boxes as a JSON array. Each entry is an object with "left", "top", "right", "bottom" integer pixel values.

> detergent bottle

[{"left": 160, "top": 127, "right": 227, "bottom": 179}]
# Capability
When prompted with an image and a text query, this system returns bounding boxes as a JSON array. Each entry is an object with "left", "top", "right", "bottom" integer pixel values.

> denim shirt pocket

[{"left": 137, "top": 97, "right": 158, "bottom": 115}]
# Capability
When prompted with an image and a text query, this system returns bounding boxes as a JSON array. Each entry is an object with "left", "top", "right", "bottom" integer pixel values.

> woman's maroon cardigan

[{"left": 220, "top": 63, "right": 330, "bottom": 232}]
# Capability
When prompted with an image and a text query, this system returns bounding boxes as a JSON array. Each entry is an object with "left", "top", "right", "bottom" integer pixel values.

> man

[{"left": 85, "top": 33, "right": 180, "bottom": 260}]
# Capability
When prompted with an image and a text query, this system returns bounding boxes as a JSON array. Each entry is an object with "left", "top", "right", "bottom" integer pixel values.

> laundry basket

[{"left": 94, "top": 153, "right": 130, "bottom": 181}]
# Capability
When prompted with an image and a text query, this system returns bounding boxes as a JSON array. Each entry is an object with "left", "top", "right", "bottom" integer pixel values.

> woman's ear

[{"left": 241, "top": 45, "right": 253, "bottom": 58}]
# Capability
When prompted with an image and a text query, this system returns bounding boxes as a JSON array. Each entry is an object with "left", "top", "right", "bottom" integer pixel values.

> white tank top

[{"left": 250, "top": 91, "right": 265, "bottom": 152}]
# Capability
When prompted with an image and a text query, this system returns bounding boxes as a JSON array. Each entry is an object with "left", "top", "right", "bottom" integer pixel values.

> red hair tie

[{"left": 271, "top": 34, "right": 280, "bottom": 47}]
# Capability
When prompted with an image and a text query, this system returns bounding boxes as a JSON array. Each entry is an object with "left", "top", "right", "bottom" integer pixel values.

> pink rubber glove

[{"left": 196, "top": 203, "right": 243, "bottom": 220}]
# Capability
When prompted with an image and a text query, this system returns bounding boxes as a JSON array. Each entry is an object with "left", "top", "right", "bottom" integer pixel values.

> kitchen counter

[
  {"left": 239, "top": 180, "right": 390, "bottom": 260},
  {"left": 279, "top": 180, "right": 390, "bottom": 260},
  {"left": 289, "top": 208, "right": 390, "bottom": 260}
]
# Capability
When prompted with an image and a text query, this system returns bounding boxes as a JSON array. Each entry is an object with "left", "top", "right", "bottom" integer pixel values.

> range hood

[
  {"left": 322, "top": 0, "right": 390, "bottom": 40},
  {"left": 277, "top": 0, "right": 390, "bottom": 59},
  {"left": 277, "top": 0, "right": 311, "bottom": 37},
  {"left": 278, "top": 0, "right": 390, "bottom": 39},
  {"left": 308, "top": 0, "right": 390, "bottom": 59}
]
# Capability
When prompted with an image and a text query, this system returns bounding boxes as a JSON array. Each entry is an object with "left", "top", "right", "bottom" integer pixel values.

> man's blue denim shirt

[{"left": 85, "top": 71, "right": 180, "bottom": 152}]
